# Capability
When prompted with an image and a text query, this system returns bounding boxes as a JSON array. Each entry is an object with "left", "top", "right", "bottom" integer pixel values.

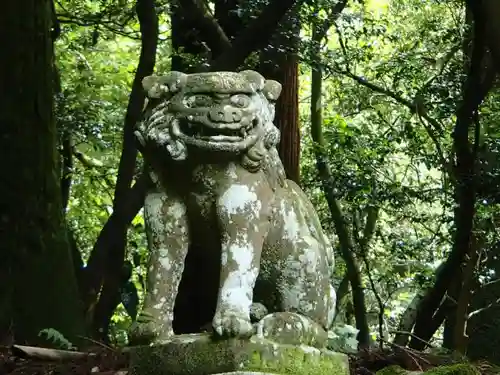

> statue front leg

[
  {"left": 213, "top": 183, "right": 271, "bottom": 338},
  {"left": 129, "top": 186, "right": 189, "bottom": 344}
]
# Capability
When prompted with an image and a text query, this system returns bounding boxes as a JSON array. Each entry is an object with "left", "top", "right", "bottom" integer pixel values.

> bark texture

[
  {"left": 259, "top": 11, "right": 301, "bottom": 183},
  {"left": 0, "top": 0, "right": 86, "bottom": 344}
]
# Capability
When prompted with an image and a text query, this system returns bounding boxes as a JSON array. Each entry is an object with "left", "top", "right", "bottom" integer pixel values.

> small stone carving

[{"left": 130, "top": 70, "right": 337, "bottom": 347}]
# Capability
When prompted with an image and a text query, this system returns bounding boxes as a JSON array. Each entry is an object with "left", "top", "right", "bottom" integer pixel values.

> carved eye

[
  {"left": 184, "top": 94, "right": 212, "bottom": 108},
  {"left": 230, "top": 94, "right": 250, "bottom": 108}
]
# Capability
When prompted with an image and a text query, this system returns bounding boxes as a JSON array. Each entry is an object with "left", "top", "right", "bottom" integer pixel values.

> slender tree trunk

[
  {"left": 0, "top": 0, "right": 86, "bottom": 345},
  {"left": 85, "top": 0, "right": 159, "bottom": 341},
  {"left": 309, "top": 9, "right": 370, "bottom": 348},
  {"left": 442, "top": 8, "right": 474, "bottom": 348}
]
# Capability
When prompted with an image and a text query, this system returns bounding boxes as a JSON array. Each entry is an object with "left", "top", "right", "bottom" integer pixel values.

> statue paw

[
  {"left": 128, "top": 313, "right": 174, "bottom": 345},
  {"left": 255, "top": 312, "right": 328, "bottom": 348},
  {"left": 212, "top": 309, "right": 253, "bottom": 338}
]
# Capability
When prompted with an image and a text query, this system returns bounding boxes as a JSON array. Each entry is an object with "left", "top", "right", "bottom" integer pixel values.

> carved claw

[
  {"left": 128, "top": 313, "right": 174, "bottom": 345},
  {"left": 128, "top": 320, "right": 158, "bottom": 346},
  {"left": 212, "top": 310, "right": 253, "bottom": 339},
  {"left": 255, "top": 312, "right": 328, "bottom": 348}
]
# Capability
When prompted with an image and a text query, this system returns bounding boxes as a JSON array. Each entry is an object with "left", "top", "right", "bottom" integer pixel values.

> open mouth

[{"left": 179, "top": 119, "right": 257, "bottom": 142}]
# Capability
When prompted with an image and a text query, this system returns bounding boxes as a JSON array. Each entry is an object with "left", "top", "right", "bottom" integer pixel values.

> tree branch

[
  {"left": 328, "top": 25, "right": 453, "bottom": 172},
  {"left": 210, "top": 0, "right": 303, "bottom": 71},
  {"left": 335, "top": 271, "right": 350, "bottom": 320},
  {"left": 176, "top": 0, "right": 231, "bottom": 57},
  {"left": 335, "top": 68, "right": 448, "bottom": 167},
  {"left": 360, "top": 205, "right": 379, "bottom": 249}
]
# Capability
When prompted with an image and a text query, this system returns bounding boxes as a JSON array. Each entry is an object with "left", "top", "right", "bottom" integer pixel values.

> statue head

[{"left": 135, "top": 70, "right": 282, "bottom": 169}]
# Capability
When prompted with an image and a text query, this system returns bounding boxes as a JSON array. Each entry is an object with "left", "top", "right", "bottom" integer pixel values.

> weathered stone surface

[
  {"left": 129, "top": 70, "right": 336, "bottom": 349},
  {"left": 129, "top": 333, "right": 349, "bottom": 375},
  {"left": 255, "top": 312, "right": 328, "bottom": 349}
]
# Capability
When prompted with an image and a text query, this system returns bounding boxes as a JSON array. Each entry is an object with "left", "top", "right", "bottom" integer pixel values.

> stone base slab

[{"left": 128, "top": 333, "right": 349, "bottom": 375}]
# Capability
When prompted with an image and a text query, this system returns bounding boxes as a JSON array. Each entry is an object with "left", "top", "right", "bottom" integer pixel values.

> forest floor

[
  {"left": 0, "top": 344, "right": 497, "bottom": 375},
  {"left": 0, "top": 345, "right": 128, "bottom": 374}
]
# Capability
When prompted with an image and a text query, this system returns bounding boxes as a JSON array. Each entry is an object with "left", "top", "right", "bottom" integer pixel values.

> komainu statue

[{"left": 130, "top": 70, "right": 337, "bottom": 346}]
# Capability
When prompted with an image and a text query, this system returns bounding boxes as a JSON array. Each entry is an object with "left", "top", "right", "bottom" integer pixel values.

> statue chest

[{"left": 183, "top": 165, "right": 233, "bottom": 225}]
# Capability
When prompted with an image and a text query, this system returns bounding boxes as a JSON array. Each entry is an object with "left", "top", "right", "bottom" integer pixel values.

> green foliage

[
  {"left": 298, "top": 0, "right": 469, "bottom": 342},
  {"left": 38, "top": 328, "right": 76, "bottom": 350}
]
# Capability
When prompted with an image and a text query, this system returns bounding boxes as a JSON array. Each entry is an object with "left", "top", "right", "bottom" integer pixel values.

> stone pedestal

[{"left": 129, "top": 333, "right": 349, "bottom": 375}]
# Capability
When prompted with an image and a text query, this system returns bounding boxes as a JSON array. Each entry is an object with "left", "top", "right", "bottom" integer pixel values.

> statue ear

[
  {"left": 239, "top": 70, "right": 265, "bottom": 91},
  {"left": 263, "top": 80, "right": 282, "bottom": 102},
  {"left": 142, "top": 71, "right": 187, "bottom": 99},
  {"left": 142, "top": 75, "right": 162, "bottom": 98}
]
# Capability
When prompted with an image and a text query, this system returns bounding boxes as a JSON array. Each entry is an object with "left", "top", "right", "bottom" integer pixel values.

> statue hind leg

[
  {"left": 277, "top": 235, "right": 336, "bottom": 330},
  {"left": 253, "top": 234, "right": 336, "bottom": 348}
]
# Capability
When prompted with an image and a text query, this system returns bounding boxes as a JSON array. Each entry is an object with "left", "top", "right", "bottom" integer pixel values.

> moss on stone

[
  {"left": 375, "top": 363, "right": 481, "bottom": 375},
  {"left": 424, "top": 364, "right": 480, "bottom": 375},
  {"left": 376, "top": 365, "right": 408, "bottom": 375},
  {"left": 129, "top": 333, "right": 349, "bottom": 375},
  {"left": 245, "top": 341, "right": 348, "bottom": 375}
]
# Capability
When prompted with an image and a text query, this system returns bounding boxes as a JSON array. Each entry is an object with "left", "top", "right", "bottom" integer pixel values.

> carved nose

[{"left": 208, "top": 108, "right": 242, "bottom": 122}]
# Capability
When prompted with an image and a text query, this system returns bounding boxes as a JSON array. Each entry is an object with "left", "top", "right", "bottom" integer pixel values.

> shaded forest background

[{"left": 3, "top": 0, "right": 500, "bottom": 364}]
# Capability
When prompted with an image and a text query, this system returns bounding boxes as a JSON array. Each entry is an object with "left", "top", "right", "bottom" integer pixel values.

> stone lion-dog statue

[{"left": 130, "top": 70, "right": 336, "bottom": 344}]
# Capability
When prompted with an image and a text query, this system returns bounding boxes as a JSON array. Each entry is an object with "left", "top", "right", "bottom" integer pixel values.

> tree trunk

[
  {"left": 214, "top": 1, "right": 302, "bottom": 182},
  {"left": 0, "top": 0, "right": 86, "bottom": 345},
  {"left": 471, "top": 0, "right": 500, "bottom": 72},
  {"left": 442, "top": 8, "right": 474, "bottom": 348},
  {"left": 393, "top": 289, "right": 427, "bottom": 347},
  {"left": 258, "top": 8, "right": 301, "bottom": 183}
]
